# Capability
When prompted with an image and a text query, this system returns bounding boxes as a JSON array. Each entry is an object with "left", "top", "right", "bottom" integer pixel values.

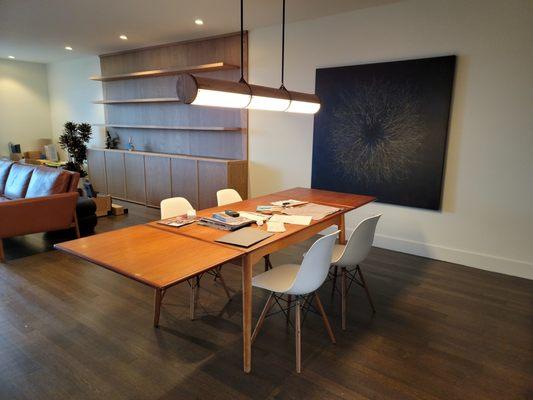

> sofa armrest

[{"left": 0, "top": 192, "right": 79, "bottom": 238}]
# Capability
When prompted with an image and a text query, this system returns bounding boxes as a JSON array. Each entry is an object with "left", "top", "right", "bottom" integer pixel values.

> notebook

[{"left": 215, "top": 227, "right": 274, "bottom": 248}]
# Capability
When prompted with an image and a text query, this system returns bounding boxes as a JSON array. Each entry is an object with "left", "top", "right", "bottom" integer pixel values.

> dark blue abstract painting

[{"left": 311, "top": 56, "right": 456, "bottom": 210}]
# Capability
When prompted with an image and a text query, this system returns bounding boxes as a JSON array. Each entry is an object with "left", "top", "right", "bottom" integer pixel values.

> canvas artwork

[{"left": 311, "top": 56, "right": 456, "bottom": 210}]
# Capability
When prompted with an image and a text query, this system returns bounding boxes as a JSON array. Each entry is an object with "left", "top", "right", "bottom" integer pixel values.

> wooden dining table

[{"left": 55, "top": 187, "right": 375, "bottom": 373}]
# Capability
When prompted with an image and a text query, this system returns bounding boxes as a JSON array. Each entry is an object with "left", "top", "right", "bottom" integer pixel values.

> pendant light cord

[
  {"left": 240, "top": 0, "right": 245, "bottom": 82},
  {"left": 280, "top": 0, "right": 286, "bottom": 89}
]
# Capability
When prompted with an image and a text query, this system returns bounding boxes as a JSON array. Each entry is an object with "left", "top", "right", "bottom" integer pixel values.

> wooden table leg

[
  {"left": 242, "top": 254, "right": 253, "bottom": 373},
  {"left": 339, "top": 214, "right": 347, "bottom": 245},
  {"left": 154, "top": 288, "right": 164, "bottom": 328}
]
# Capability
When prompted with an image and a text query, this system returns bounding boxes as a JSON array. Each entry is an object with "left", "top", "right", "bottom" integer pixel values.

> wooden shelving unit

[
  {"left": 90, "top": 61, "right": 238, "bottom": 82},
  {"left": 94, "top": 123, "right": 242, "bottom": 132},
  {"left": 93, "top": 98, "right": 180, "bottom": 104}
]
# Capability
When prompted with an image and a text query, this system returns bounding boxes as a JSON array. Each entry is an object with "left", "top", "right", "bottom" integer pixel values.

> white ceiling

[{"left": 0, "top": 0, "right": 400, "bottom": 63}]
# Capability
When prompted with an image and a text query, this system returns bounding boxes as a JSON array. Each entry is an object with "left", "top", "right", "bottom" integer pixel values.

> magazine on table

[{"left": 156, "top": 214, "right": 198, "bottom": 227}]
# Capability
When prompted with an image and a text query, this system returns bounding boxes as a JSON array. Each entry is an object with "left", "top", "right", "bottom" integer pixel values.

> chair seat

[
  {"left": 252, "top": 263, "right": 300, "bottom": 293},
  {"left": 331, "top": 244, "right": 346, "bottom": 264}
]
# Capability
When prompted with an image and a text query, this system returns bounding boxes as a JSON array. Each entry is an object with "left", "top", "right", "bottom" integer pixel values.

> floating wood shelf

[
  {"left": 90, "top": 62, "right": 238, "bottom": 82},
  {"left": 94, "top": 124, "right": 242, "bottom": 132},
  {"left": 93, "top": 98, "right": 181, "bottom": 104}
]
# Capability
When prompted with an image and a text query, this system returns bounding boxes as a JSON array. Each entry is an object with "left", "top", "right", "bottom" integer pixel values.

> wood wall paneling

[
  {"left": 171, "top": 158, "right": 199, "bottom": 209},
  {"left": 87, "top": 149, "right": 107, "bottom": 194},
  {"left": 145, "top": 155, "right": 171, "bottom": 207},
  {"left": 124, "top": 153, "right": 146, "bottom": 204},
  {"left": 104, "top": 151, "right": 126, "bottom": 198},
  {"left": 198, "top": 161, "right": 228, "bottom": 209}
]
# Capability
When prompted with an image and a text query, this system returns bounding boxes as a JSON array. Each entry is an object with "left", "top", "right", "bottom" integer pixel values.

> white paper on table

[
  {"left": 269, "top": 214, "right": 312, "bottom": 226},
  {"left": 238, "top": 211, "right": 269, "bottom": 222},
  {"left": 267, "top": 221, "right": 286, "bottom": 232}
]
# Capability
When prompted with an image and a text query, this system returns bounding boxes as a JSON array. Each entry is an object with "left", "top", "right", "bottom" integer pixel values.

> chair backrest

[
  {"left": 160, "top": 197, "right": 194, "bottom": 219},
  {"left": 336, "top": 214, "right": 381, "bottom": 267},
  {"left": 287, "top": 231, "right": 339, "bottom": 295},
  {"left": 217, "top": 188, "right": 242, "bottom": 206}
]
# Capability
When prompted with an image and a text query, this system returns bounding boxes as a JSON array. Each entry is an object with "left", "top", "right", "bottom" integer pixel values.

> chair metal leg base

[
  {"left": 264, "top": 255, "right": 273, "bottom": 271},
  {"left": 339, "top": 264, "right": 376, "bottom": 330},
  {"left": 252, "top": 291, "right": 336, "bottom": 372}
]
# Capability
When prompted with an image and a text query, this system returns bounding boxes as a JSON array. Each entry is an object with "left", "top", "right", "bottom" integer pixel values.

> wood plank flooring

[{"left": 1, "top": 201, "right": 532, "bottom": 399}]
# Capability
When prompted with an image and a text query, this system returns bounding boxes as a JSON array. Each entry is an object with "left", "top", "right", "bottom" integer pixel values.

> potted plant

[{"left": 58, "top": 122, "right": 92, "bottom": 178}]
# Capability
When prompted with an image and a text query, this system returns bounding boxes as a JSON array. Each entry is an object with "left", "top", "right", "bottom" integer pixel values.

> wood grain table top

[
  {"left": 149, "top": 188, "right": 375, "bottom": 254},
  {"left": 55, "top": 225, "right": 243, "bottom": 289}
]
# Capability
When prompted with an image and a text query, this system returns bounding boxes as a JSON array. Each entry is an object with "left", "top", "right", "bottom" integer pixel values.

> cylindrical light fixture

[{"left": 176, "top": 74, "right": 320, "bottom": 114}]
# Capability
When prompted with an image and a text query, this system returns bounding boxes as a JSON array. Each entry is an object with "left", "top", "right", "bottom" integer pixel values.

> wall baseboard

[{"left": 372, "top": 233, "right": 533, "bottom": 280}]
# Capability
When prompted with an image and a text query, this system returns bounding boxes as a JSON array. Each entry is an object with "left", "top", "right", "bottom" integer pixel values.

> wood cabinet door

[
  {"left": 104, "top": 151, "right": 126, "bottom": 198},
  {"left": 145, "top": 155, "right": 171, "bottom": 207},
  {"left": 125, "top": 153, "right": 146, "bottom": 204},
  {"left": 198, "top": 161, "right": 228, "bottom": 210},
  {"left": 87, "top": 149, "right": 107, "bottom": 194},
  {"left": 171, "top": 158, "right": 198, "bottom": 209}
]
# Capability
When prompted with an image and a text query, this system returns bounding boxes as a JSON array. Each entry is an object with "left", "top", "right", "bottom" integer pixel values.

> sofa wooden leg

[
  {"left": 0, "top": 239, "right": 4, "bottom": 263},
  {"left": 73, "top": 214, "right": 81, "bottom": 239}
]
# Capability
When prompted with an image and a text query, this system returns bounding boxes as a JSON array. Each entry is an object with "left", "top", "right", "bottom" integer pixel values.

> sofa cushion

[
  {"left": 0, "top": 160, "right": 14, "bottom": 195},
  {"left": 25, "top": 167, "right": 71, "bottom": 198},
  {"left": 4, "top": 163, "right": 35, "bottom": 199}
]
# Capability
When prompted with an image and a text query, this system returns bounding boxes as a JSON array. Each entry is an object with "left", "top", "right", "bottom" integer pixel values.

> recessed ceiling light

[
  {"left": 65, "top": 46, "right": 73, "bottom": 51},
  {"left": 119, "top": 34, "right": 128, "bottom": 40},
  {"left": 8, "top": 55, "right": 15, "bottom": 59},
  {"left": 194, "top": 19, "right": 204, "bottom": 25}
]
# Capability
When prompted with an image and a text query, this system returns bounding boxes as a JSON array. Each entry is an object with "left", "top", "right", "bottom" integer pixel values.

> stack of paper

[
  {"left": 269, "top": 214, "right": 312, "bottom": 226},
  {"left": 282, "top": 203, "right": 342, "bottom": 220}
]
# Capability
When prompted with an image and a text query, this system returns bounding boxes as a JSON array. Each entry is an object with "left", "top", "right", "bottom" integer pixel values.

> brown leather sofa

[{"left": 0, "top": 160, "right": 80, "bottom": 262}]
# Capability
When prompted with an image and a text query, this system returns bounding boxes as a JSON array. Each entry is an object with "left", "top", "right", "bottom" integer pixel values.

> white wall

[
  {"left": 47, "top": 56, "right": 105, "bottom": 158},
  {"left": 0, "top": 58, "right": 52, "bottom": 157},
  {"left": 248, "top": 0, "right": 533, "bottom": 279}
]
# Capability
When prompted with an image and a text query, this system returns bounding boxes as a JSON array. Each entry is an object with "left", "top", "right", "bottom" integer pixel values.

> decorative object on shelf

[
  {"left": 127, "top": 137, "right": 135, "bottom": 152},
  {"left": 58, "top": 122, "right": 92, "bottom": 178},
  {"left": 105, "top": 130, "right": 120, "bottom": 149},
  {"left": 311, "top": 56, "right": 456, "bottom": 210},
  {"left": 176, "top": 0, "right": 320, "bottom": 114},
  {"left": 44, "top": 144, "right": 59, "bottom": 161},
  {"left": 8, "top": 142, "right": 22, "bottom": 161}
]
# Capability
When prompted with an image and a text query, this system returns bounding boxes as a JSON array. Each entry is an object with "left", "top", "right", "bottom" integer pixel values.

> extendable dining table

[{"left": 55, "top": 187, "right": 375, "bottom": 373}]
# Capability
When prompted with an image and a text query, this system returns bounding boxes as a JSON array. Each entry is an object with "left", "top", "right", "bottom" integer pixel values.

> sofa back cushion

[
  {"left": 4, "top": 163, "right": 35, "bottom": 199},
  {"left": 0, "top": 160, "right": 14, "bottom": 195},
  {"left": 25, "top": 166, "right": 72, "bottom": 198}
]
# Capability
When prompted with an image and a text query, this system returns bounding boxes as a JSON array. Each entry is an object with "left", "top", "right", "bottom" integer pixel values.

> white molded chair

[
  {"left": 252, "top": 231, "right": 339, "bottom": 373},
  {"left": 160, "top": 197, "right": 194, "bottom": 219},
  {"left": 217, "top": 188, "right": 273, "bottom": 271},
  {"left": 216, "top": 188, "right": 242, "bottom": 206},
  {"left": 159, "top": 197, "right": 231, "bottom": 321},
  {"left": 330, "top": 214, "right": 381, "bottom": 330}
]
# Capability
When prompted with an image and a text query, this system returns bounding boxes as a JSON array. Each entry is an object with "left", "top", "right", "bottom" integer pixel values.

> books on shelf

[
  {"left": 156, "top": 214, "right": 198, "bottom": 227},
  {"left": 198, "top": 213, "right": 253, "bottom": 231}
]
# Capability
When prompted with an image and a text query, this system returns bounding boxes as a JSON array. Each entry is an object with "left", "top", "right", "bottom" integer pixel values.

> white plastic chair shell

[
  {"left": 160, "top": 197, "right": 194, "bottom": 219},
  {"left": 331, "top": 214, "right": 381, "bottom": 267},
  {"left": 216, "top": 189, "right": 242, "bottom": 206}
]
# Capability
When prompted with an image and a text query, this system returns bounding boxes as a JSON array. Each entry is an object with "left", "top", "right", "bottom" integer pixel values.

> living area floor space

[
  {"left": 1, "top": 203, "right": 532, "bottom": 400},
  {"left": 1, "top": 0, "right": 532, "bottom": 399}
]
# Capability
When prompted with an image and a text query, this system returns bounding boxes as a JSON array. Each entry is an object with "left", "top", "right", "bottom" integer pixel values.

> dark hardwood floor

[{"left": 1, "top": 202, "right": 532, "bottom": 399}]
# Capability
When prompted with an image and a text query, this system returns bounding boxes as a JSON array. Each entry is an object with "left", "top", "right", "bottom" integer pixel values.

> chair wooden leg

[
  {"left": 314, "top": 292, "right": 336, "bottom": 344},
  {"left": 295, "top": 298, "right": 302, "bottom": 373},
  {"left": 215, "top": 268, "right": 231, "bottom": 300},
  {"left": 331, "top": 265, "right": 338, "bottom": 298},
  {"left": 264, "top": 255, "right": 272, "bottom": 271},
  {"left": 357, "top": 265, "right": 376, "bottom": 314},
  {"left": 0, "top": 239, "right": 4, "bottom": 263},
  {"left": 341, "top": 267, "right": 347, "bottom": 330},
  {"left": 252, "top": 292, "right": 274, "bottom": 343},
  {"left": 286, "top": 294, "right": 292, "bottom": 326},
  {"left": 190, "top": 276, "right": 200, "bottom": 320},
  {"left": 154, "top": 288, "right": 163, "bottom": 327}
]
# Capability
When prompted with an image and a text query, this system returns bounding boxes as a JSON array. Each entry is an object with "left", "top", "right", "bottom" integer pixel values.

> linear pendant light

[{"left": 176, "top": 0, "right": 321, "bottom": 114}]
